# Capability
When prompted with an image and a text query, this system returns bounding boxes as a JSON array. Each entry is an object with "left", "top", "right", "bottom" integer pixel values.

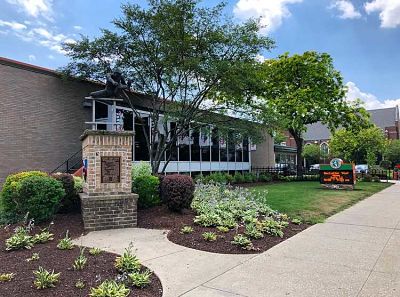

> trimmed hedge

[
  {"left": 161, "top": 174, "right": 195, "bottom": 212},
  {"left": 2, "top": 175, "right": 64, "bottom": 222}
]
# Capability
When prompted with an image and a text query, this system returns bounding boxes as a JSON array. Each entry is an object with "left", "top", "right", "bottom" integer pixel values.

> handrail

[{"left": 51, "top": 148, "right": 83, "bottom": 173}]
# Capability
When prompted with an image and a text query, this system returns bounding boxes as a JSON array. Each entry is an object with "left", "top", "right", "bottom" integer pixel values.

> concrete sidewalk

[{"left": 77, "top": 182, "right": 400, "bottom": 297}]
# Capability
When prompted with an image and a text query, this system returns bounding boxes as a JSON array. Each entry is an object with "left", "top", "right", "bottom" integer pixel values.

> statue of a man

[{"left": 89, "top": 69, "right": 128, "bottom": 98}]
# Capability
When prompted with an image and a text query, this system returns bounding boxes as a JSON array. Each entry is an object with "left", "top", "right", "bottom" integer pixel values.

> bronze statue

[{"left": 89, "top": 69, "right": 129, "bottom": 98}]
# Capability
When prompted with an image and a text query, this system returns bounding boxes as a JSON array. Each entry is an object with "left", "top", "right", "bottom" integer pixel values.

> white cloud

[
  {"left": 73, "top": 25, "right": 82, "bottom": 30},
  {"left": 365, "top": 0, "right": 400, "bottom": 28},
  {"left": 331, "top": 1, "right": 362, "bottom": 19},
  {"left": 346, "top": 81, "right": 400, "bottom": 109},
  {"left": 6, "top": 0, "right": 53, "bottom": 21},
  {"left": 0, "top": 20, "right": 27, "bottom": 30},
  {"left": 28, "top": 54, "right": 36, "bottom": 61},
  {"left": 233, "top": 0, "right": 302, "bottom": 33},
  {"left": 255, "top": 54, "right": 266, "bottom": 63}
]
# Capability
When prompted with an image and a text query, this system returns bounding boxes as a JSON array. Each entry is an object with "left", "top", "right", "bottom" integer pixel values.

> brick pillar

[{"left": 79, "top": 130, "right": 138, "bottom": 231}]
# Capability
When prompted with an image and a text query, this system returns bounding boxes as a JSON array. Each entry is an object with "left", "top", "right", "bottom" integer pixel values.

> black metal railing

[
  {"left": 252, "top": 166, "right": 320, "bottom": 181},
  {"left": 51, "top": 149, "right": 83, "bottom": 174}
]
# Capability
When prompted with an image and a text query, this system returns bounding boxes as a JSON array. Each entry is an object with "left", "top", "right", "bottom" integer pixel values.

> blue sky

[{"left": 1, "top": 0, "right": 399, "bottom": 109}]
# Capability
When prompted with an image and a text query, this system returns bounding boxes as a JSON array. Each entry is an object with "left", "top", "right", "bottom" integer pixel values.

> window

[
  {"left": 228, "top": 132, "right": 235, "bottom": 162},
  {"left": 220, "top": 134, "right": 227, "bottom": 162},
  {"left": 200, "top": 127, "right": 210, "bottom": 162},
  {"left": 211, "top": 127, "right": 219, "bottom": 162},
  {"left": 166, "top": 122, "right": 178, "bottom": 161},
  {"left": 243, "top": 138, "right": 249, "bottom": 162},
  {"left": 134, "top": 116, "right": 150, "bottom": 161},
  {"left": 320, "top": 142, "right": 329, "bottom": 156},
  {"left": 178, "top": 130, "right": 190, "bottom": 161},
  {"left": 191, "top": 128, "right": 201, "bottom": 161},
  {"left": 236, "top": 139, "right": 243, "bottom": 162}
]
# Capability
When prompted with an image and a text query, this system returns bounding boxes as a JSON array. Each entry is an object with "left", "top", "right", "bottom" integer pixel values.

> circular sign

[{"left": 330, "top": 158, "right": 343, "bottom": 169}]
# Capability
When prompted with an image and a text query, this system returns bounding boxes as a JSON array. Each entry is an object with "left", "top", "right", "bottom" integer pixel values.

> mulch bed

[
  {"left": 138, "top": 205, "right": 310, "bottom": 254},
  {"left": 0, "top": 213, "right": 162, "bottom": 297}
]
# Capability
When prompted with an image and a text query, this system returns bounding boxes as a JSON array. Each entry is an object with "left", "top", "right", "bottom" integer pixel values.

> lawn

[{"left": 252, "top": 181, "right": 393, "bottom": 224}]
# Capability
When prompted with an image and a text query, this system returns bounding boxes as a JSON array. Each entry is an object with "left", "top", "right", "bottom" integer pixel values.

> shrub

[
  {"left": 57, "top": 231, "right": 74, "bottom": 250},
  {"left": 245, "top": 223, "right": 264, "bottom": 239},
  {"left": 73, "top": 176, "right": 84, "bottom": 193},
  {"left": 73, "top": 247, "right": 87, "bottom": 270},
  {"left": 216, "top": 226, "right": 229, "bottom": 233},
  {"left": 33, "top": 267, "right": 60, "bottom": 289},
  {"left": 243, "top": 172, "right": 257, "bottom": 183},
  {"left": 5, "top": 227, "right": 34, "bottom": 251},
  {"left": 75, "top": 280, "right": 85, "bottom": 289},
  {"left": 231, "top": 234, "right": 253, "bottom": 250},
  {"left": 89, "top": 247, "right": 102, "bottom": 256},
  {"left": 134, "top": 175, "right": 160, "bottom": 209},
  {"left": 180, "top": 226, "right": 194, "bottom": 234},
  {"left": 115, "top": 247, "right": 141, "bottom": 273},
  {"left": 202, "top": 232, "right": 217, "bottom": 241},
  {"left": 32, "top": 229, "right": 54, "bottom": 244},
  {"left": 161, "top": 174, "right": 195, "bottom": 212},
  {"left": 0, "top": 273, "right": 15, "bottom": 282},
  {"left": 90, "top": 280, "right": 130, "bottom": 297},
  {"left": 2, "top": 175, "right": 65, "bottom": 222},
  {"left": 128, "top": 270, "right": 152, "bottom": 288},
  {"left": 362, "top": 174, "right": 373, "bottom": 182},
  {"left": 131, "top": 161, "right": 152, "bottom": 185},
  {"left": 291, "top": 218, "right": 302, "bottom": 225},
  {"left": 51, "top": 173, "right": 79, "bottom": 213},
  {"left": 0, "top": 171, "right": 48, "bottom": 221},
  {"left": 233, "top": 172, "right": 245, "bottom": 184},
  {"left": 26, "top": 252, "right": 40, "bottom": 262},
  {"left": 258, "top": 173, "right": 272, "bottom": 182}
]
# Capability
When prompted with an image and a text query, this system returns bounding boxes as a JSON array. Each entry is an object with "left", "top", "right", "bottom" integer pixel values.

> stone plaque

[{"left": 101, "top": 156, "right": 121, "bottom": 183}]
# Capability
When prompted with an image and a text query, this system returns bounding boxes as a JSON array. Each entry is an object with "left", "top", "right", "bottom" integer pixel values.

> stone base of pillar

[{"left": 80, "top": 193, "right": 138, "bottom": 231}]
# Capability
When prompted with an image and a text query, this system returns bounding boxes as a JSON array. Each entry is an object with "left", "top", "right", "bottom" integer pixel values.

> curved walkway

[{"left": 77, "top": 182, "right": 400, "bottom": 297}]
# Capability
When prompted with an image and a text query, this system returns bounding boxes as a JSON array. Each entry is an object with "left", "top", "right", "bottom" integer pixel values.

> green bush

[
  {"left": 51, "top": 173, "right": 79, "bottom": 213},
  {"left": 233, "top": 172, "right": 245, "bottom": 184},
  {"left": 0, "top": 171, "right": 48, "bottom": 221},
  {"left": 243, "top": 172, "right": 257, "bottom": 183},
  {"left": 134, "top": 175, "right": 160, "bottom": 209},
  {"left": 131, "top": 162, "right": 152, "bottom": 184},
  {"left": 73, "top": 176, "right": 84, "bottom": 193},
  {"left": 259, "top": 173, "right": 272, "bottom": 182},
  {"left": 1, "top": 174, "right": 64, "bottom": 222},
  {"left": 90, "top": 280, "right": 130, "bottom": 297}
]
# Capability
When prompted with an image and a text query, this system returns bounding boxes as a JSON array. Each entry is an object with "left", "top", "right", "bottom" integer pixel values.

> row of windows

[{"left": 134, "top": 115, "right": 250, "bottom": 163}]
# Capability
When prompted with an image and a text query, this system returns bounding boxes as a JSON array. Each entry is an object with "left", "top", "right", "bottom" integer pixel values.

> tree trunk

[{"left": 289, "top": 128, "right": 304, "bottom": 176}]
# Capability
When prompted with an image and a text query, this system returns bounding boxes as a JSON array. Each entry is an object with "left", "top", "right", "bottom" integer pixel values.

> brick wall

[{"left": 0, "top": 61, "right": 96, "bottom": 185}]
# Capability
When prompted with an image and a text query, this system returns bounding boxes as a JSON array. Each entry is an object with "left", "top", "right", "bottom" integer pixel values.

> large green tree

[
  {"left": 62, "top": 0, "right": 273, "bottom": 173},
  {"left": 330, "top": 126, "right": 387, "bottom": 165},
  {"left": 256, "top": 51, "right": 370, "bottom": 172},
  {"left": 383, "top": 140, "right": 400, "bottom": 167}
]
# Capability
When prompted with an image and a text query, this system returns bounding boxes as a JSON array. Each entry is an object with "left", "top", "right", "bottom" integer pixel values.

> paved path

[{"left": 77, "top": 182, "right": 400, "bottom": 297}]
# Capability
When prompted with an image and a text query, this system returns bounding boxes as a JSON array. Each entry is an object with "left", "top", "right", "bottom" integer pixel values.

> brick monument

[{"left": 79, "top": 130, "right": 138, "bottom": 231}]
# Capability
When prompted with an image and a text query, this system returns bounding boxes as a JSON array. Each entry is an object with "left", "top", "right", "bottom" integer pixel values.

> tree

[
  {"left": 330, "top": 126, "right": 387, "bottom": 165},
  {"left": 384, "top": 140, "right": 400, "bottom": 167},
  {"left": 302, "top": 144, "right": 322, "bottom": 167},
  {"left": 256, "top": 51, "right": 370, "bottom": 173},
  {"left": 62, "top": 0, "right": 274, "bottom": 173}
]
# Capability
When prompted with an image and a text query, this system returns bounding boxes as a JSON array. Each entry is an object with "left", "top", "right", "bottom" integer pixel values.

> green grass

[{"left": 252, "top": 181, "right": 392, "bottom": 224}]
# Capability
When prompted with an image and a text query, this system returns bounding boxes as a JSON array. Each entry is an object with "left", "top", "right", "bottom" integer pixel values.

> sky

[{"left": 0, "top": 0, "right": 400, "bottom": 109}]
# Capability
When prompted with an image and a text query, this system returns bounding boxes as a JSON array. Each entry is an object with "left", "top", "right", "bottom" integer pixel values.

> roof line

[{"left": 0, "top": 56, "right": 59, "bottom": 77}]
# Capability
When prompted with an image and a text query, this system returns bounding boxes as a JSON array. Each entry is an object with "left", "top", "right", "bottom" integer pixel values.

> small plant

[
  {"left": 202, "top": 232, "right": 217, "bottom": 241},
  {"left": 75, "top": 279, "right": 85, "bottom": 289},
  {"left": 245, "top": 223, "right": 264, "bottom": 239},
  {"left": 216, "top": 226, "right": 229, "bottom": 233},
  {"left": 231, "top": 234, "right": 253, "bottom": 250},
  {"left": 5, "top": 227, "right": 33, "bottom": 251},
  {"left": 0, "top": 273, "right": 15, "bottom": 282},
  {"left": 115, "top": 246, "right": 141, "bottom": 273},
  {"left": 291, "top": 218, "right": 302, "bottom": 225},
  {"left": 90, "top": 280, "right": 130, "bottom": 297},
  {"left": 32, "top": 229, "right": 54, "bottom": 244},
  {"left": 180, "top": 226, "right": 194, "bottom": 234},
  {"left": 57, "top": 230, "right": 74, "bottom": 250},
  {"left": 33, "top": 267, "right": 60, "bottom": 289},
  {"left": 26, "top": 252, "right": 40, "bottom": 262},
  {"left": 73, "top": 247, "right": 87, "bottom": 270},
  {"left": 128, "top": 269, "right": 152, "bottom": 288},
  {"left": 89, "top": 247, "right": 102, "bottom": 256}
]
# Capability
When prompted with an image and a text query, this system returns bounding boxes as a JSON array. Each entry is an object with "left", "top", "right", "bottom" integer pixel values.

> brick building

[{"left": 0, "top": 57, "right": 275, "bottom": 185}]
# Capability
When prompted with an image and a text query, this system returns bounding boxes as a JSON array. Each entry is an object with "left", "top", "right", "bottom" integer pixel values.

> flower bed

[
  {"left": 138, "top": 183, "right": 309, "bottom": 254},
  {"left": 0, "top": 214, "right": 162, "bottom": 297}
]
